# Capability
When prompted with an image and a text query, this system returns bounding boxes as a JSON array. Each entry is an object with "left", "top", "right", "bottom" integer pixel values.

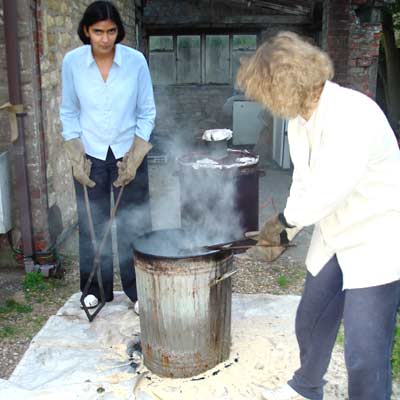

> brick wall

[
  {"left": 322, "top": 0, "right": 352, "bottom": 87},
  {"left": 322, "top": 0, "right": 381, "bottom": 97},
  {"left": 0, "top": 0, "right": 136, "bottom": 254},
  {"left": 347, "top": 6, "right": 381, "bottom": 98}
]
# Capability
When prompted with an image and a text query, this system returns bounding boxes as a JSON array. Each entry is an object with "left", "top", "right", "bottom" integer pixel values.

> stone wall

[{"left": 0, "top": 0, "right": 136, "bottom": 254}]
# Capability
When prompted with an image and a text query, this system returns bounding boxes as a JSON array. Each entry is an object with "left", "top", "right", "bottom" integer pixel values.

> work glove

[
  {"left": 245, "top": 244, "right": 286, "bottom": 262},
  {"left": 113, "top": 136, "right": 153, "bottom": 187},
  {"left": 64, "top": 138, "right": 96, "bottom": 188},
  {"left": 244, "top": 213, "right": 291, "bottom": 262},
  {"left": 258, "top": 213, "right": 287, "bottom": 245}
]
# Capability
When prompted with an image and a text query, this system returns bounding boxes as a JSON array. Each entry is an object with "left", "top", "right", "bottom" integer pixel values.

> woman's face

[{"left": 84, "top": 19, "right": 118, "bottom": 56}]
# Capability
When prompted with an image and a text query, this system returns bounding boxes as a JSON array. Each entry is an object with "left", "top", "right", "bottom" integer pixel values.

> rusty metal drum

[{"left": 133, "top": 229, "right": 235, "bottom": 378}]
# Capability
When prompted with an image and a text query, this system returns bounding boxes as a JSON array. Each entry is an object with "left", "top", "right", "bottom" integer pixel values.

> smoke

[
  {"left": 110, "top": 85, "right": 250, "bottom": 258},
  {"left": 143, "top": 132, "right": 247, "bottom": 257},
  {"left": 178, "top": 165, "right": 243, "bottom": 246}
]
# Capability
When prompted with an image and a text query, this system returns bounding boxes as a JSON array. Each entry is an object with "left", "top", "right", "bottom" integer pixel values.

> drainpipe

[{"left": 3, "top": 0, "right": 35, "bottom": 270}]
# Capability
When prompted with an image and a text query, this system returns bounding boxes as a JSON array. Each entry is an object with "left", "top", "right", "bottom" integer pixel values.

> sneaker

[
  {"left": 80, "top": 294, "right": 98, "bottom": 309},
  {"left": 261, "top": 384, "right": 304, "bottom": 400},
  {"left": 134, "top": 301, "right": 139, "bottom": 315}
]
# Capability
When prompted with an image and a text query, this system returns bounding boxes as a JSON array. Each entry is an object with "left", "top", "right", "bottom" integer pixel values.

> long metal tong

[{"left": 80, "top": 185, "right": 124, "bottom": 322}]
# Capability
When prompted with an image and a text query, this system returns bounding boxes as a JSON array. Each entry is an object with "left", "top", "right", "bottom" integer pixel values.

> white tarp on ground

[{"left": 1, "top": 291, "right": 394, "bottom": 400}]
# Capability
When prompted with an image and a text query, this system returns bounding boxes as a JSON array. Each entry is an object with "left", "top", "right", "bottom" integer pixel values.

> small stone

[{"left": 255, "top": 362, "right": 264, "bottom": 370}]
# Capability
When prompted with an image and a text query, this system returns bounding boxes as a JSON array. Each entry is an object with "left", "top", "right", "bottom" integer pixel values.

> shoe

[
  {"left": 134, "top": 300, "right": 139, "bottom": 315},
  {"left": 80, "top": 294, "right": 98, "bottom": 309},
  {"left": 261, "top": 384, "right": 303, "bottom": 400}
]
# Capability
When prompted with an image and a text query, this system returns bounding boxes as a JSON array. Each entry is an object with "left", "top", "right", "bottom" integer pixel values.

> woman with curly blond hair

[{"left": 237, "top": 32, "right": 400, "bottom": 400}]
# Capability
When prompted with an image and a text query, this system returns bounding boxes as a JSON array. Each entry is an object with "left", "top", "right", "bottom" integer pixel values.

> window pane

[
  {"left": 150, "top": 53, "right": 175, "bottom": 85},
  {"left": 205, "top": 35, "right": 229, "bottom": 84},
  {"left": 177, "top": 36, "right": 201, "bottom": 84},
  {"left": 232, "top": 35, "right": 257, "bottom": 87},
  {"left": 149, "top": 36, "right": 175, "bottom": 84},
  {"left": 233, "top": 35, "right": 257, "bottom": 51},
  {"left": 149, "top": 36, "right": 173, "bottom": 51}
]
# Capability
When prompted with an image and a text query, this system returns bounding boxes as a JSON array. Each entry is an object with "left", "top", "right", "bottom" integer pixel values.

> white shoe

[
  {"left": 81, "top": 294, "right": 98, "bottom": 309},
  {"left": 261, "top": 384, "right": 303, "bottom": 400},
  {"left": 134, "top": 301, "right": 139, "bottom": 315}
]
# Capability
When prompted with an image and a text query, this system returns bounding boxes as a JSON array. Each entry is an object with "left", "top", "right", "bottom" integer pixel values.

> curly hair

[{"left": 236, "top": 31, "right": 334, "bottom": 119}]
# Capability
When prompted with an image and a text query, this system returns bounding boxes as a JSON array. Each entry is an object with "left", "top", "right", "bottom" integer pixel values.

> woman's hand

[
  {"left": 113, "top": 136, "right": 152, "bottom": 187},
  {"left": 64, "top": 139, "right": 96, "bottom": 187}
]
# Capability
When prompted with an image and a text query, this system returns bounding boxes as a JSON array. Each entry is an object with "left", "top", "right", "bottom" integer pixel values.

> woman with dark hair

[
  {"left": 60, "top": 1, "right": 156, "bottom": 314},
  {"left": 238, "top": 32, "right": 400, "bottom": 400}
]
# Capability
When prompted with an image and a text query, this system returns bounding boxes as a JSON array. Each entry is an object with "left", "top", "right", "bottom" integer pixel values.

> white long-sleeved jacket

[{"left": 284, "top": 81, "right": 400, "bottom": 289}]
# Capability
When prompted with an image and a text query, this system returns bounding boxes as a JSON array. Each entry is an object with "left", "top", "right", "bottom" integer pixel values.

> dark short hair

[{"left": 77, "top": 1, "right": 125, "bottom": 44}]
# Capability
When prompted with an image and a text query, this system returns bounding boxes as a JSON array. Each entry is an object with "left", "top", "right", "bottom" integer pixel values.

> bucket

[{"left": 132, "top": 229, "right": 235, "bottom": 378}]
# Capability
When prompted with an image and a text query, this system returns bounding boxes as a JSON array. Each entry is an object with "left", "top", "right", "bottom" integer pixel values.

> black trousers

[
  {"left": 288, "top": 255, "right": 400, "bottom": 400},
  {"left": 74, "top": 147, "right": 151, "bottom": 303}
]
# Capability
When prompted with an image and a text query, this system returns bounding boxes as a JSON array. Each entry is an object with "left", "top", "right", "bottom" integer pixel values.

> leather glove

[
  {"left": 258, "top": 213, "right": 286, "bottom": 245},
  {"left": 113, "top": 136, "right": 153, "bottom": 187},
  {"left": 64, "top": 138, "right": 96, "bottom": 188},
  {"left": 244, "top": 213, "right": 292, "bottom": 262},
  {"left": 245, "top": 244, "right": 286, "bottom": 262}
]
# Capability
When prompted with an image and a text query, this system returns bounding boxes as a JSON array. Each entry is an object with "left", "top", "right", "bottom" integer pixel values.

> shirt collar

[
  {"left": 86, "top": 45, "right": 95, "bottom": 66},
  {"left": 85, "top": 44, "right": 122, "bottom": 67},
  {"left": 113, "top": 44, "right": 122, "bottom": 66}
]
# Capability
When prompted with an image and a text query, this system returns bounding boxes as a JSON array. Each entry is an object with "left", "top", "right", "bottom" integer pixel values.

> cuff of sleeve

[{"left": 278, "top": 212, "right": 295, "bottom": 229}]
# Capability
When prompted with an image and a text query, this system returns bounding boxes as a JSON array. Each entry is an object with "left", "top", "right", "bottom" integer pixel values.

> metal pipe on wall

[{"left": 3, "top": 0, "right": 35, "bottom": 265}]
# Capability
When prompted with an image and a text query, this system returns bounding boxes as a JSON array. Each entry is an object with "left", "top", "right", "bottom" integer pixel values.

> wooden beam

[
  {"left": 225, "top": 0, "right": 312, "bottom": 16},
  {"left": 143, "top": 14, "right": 312, "bottom": 28}
]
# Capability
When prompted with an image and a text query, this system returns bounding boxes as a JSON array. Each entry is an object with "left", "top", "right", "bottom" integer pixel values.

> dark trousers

[
  {"left": 288, "top": 256, "right": 400, "bottom": 400},
  {"left": 74, "top": 147, "right": 151, "bottom": 303}
]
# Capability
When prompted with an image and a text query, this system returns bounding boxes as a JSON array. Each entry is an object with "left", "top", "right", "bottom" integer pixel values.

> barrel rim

[{"left": 131, "top": 228, "right": 233, "bottom": 260}]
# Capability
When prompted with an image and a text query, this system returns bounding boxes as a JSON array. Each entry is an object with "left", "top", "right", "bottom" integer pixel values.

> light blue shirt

[{"left": 60, "top": 44, "right": 156, "bottom": 160}]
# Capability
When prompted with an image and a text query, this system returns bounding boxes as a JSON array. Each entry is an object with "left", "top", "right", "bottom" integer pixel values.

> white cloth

[
  {"left": 284, "top": 81, "right": 400, "bottom": 289},
  {"left": 60, "top": 44, "right": 156, "bottom": 160}
]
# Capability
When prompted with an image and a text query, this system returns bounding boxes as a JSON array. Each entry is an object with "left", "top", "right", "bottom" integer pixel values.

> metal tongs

[
  {"left": 80, "top": 185, "right": 124, "bottom": 322},
  {"left": 201, "top": 232, "right": 295, "bottom": 252}
]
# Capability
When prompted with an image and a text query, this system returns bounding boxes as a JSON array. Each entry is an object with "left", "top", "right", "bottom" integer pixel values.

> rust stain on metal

[
  {"left": 135, "top": 240, "right": 233, "bottom": 378},
  {"left": 161, "top": 353, "right": 170, "bottom": 368},
  {"left": 145, "top": 343, "right": 153, "bottom": 362}
]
